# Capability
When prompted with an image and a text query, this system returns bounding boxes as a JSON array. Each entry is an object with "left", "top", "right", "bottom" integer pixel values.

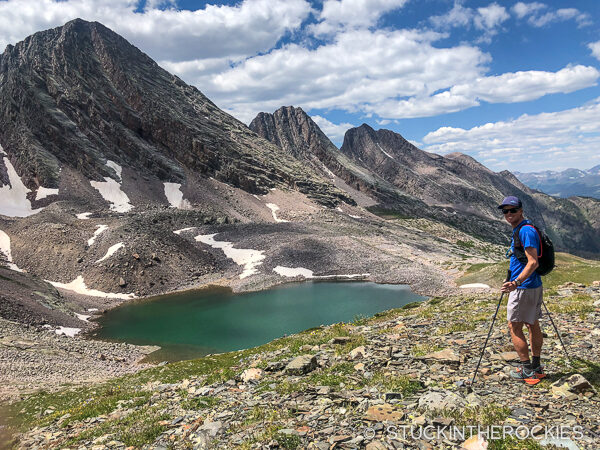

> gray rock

[
  {"left": 418, "top": 391, "right": 466, "bottom": 411},
  {"left": 285, "top": 354, "right": 317, "bottom": 375}
]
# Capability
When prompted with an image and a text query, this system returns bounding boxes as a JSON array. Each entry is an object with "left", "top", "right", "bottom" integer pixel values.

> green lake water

[{"left": 93, "top": 281, "right": 425, "bottom": 362}]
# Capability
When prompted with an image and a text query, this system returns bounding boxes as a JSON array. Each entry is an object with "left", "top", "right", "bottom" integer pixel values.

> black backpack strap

[{"left": 513, "top": 223, "right": 542, "bottom": 257}]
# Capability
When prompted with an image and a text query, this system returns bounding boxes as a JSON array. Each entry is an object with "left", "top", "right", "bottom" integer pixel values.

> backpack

[{"left": 513, "top": 222, "right": 555, "bottom": 276}]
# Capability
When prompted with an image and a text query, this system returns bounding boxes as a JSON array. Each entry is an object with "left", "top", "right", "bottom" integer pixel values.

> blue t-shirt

[{"left": 509, "top": 219, "right": 542, "bottom": 289}]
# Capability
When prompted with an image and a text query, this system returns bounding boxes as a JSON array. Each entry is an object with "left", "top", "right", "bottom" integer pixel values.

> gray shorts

[{"left": 507, "top": 286, "right": 543, "bottom": 324}]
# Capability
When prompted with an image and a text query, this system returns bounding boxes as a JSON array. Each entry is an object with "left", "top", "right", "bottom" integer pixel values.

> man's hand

[{"left": 501, "top": 281, "right": 518, "bottom": 293}]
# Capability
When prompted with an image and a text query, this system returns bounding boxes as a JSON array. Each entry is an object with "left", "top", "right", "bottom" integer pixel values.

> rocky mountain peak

[
  {"left": 0, "top": 19, "right": 349, "bottom": 208},
  {"left": 249, "top": 106, "right": 335, "bottom": 160}
]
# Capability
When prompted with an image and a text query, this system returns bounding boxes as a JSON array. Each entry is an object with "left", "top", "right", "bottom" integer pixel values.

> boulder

[
  {"left": 240, "top": 368, "right": 263, "bottom": 383},
  {"left": 418, "top": 390, "right": 466, "bottom": 411},
  {"left": 349, "top": 345, "right": 366, "bottom": 359},
  {"left": 285, "top": 355, "right": 317, "bottom": 375},
  {"left": 421, "top": 348, "right": 461, "bottom": 366}
]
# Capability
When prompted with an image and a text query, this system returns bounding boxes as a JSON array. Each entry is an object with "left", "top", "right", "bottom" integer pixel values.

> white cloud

[
  {"left": 310, "top": 0, "right": 408, "bottom": 36},
  {"left": 589, "top": 41, "right": 600, "bottom": 61},
  {"left": 511, "top": 2, "right": 545, "bottom": 19},
  {"left": 511, "top": 3, "right": 591, "bottom": 28},
  {"left": 430, "top": 1, "right": 508, "bottom": 42},
  {"left": 0, "top": 0, "right": 311, "bottom": 61},
  {"left": 429, "top": 1, "right": 473, "bottom": 29},
  {"left": 180, "top": 28, "right": 490, "bottom": 122},
  {"left": 474, "top": 3, "right": 509, "bottom": 31},
  {"left": 311, "top": 115, "right": 354, "bottom": 144},
  {"left": 450, "top": 65, "right": 599, "bottom": 103},
  {"left": 422, "top": 98, "right": 600, "bottom": 172}
]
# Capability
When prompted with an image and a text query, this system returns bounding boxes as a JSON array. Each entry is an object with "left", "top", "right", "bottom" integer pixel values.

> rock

[
  {"left": 418, "top": 391, "right": 466, "bottom": 411},
  {"left": 461, "top": 435, "right": 488, "bottom": 450},
  {"left": 198, "top": 420, "right": 222, "bottom": 437},
  {"left": 331, "top": 336, "right": 352, "bottom": 344},
  {"left": 552, "top": 374, "right": 596, "bottom": 396},
  {"left": 490, "top": 351, "right": 519, "bottom": 362},
  {"left": 366, "top": 441, "right": 388, "bottom": 450},
  {"left": 285, "top": 355, "right": 317, "bottom": 375},
  {"left": 349, "top": 346, "right": 366, "bottom": 359},
  {"left": 118, "top": 277, "right": 127, "bottom": 287},
  {"left": 364, "top": 403, "right": 404, "bottom": 422},
  {"left": 421, "top": 348, "right": 460, "bottom": 366},
  {"left": 240, "top": 368, "right": 263, "bottom": 383}
]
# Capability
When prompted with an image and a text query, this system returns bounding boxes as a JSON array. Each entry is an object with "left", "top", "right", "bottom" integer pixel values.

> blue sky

[{"left": 0, "top": 0, "right": 598, "bottom": 172}]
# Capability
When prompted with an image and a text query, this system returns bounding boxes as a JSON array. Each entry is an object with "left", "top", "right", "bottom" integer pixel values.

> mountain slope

[
  {"left": 252, "top": 110, "right": 600, "bottom": 256},
  {"left": 0, "top": 19, "right": 349, "bottom": 209}
]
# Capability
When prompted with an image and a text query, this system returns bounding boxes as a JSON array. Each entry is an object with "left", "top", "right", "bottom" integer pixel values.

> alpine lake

[{"left": 93, "top": 281, "right": 426, "bottom": 362}]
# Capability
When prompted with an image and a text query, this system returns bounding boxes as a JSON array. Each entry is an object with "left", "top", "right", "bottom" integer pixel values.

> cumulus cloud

[
  {"left": 511, "top": 2, "right": 545, "bottom": 19},
  {"left": 0, "top": 0, "right": 311, "bottom": 61},
  {"left": 181, "top": 28, "right": 490, "bottom": 122},
  {"left": 429, "top": 1, "right": 473, "bottom": 29},
  {"left": 589, "top": 41, "right": 600, "bottom": 61},
  {"left": 360, "top": 64, "right": 599, "bottom": 119},
  {"left": 422, "top": 98, "right": 600, "bottom": 171},
  {"left": 311, "top": 115, "right": 354, "bottom": 144},
  {"left": 310, "top": 0, "right": 408, "bottom": 36},
  {"left": 430, "top": 1, "right": 508, "bottom": 42},
  {"left": 511, "top": 2, "right": 591, "bottom": 28},
  {"left": 474, "top": 3, "right": 509, "bottom": 31}
]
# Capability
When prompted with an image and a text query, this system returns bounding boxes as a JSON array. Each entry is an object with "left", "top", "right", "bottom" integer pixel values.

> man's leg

[
  {"left": 508, "top": 321, "right": 530, "bottom": 361},
  {"left": 526, "top": 320, "right": 543, "bottom": 368}
]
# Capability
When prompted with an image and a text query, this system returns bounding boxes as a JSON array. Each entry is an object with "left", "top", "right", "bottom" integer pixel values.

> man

[{"left": 498, "top": 196, "right": 545, "bottom": 381}]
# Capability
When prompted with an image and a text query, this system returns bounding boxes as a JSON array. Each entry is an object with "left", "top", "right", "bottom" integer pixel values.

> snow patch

[
  {"left": 77, "top": 212, "right": 92, "bottom": 220},
  {"left": 90, "top": 177, "right": 133, "bottom": 213},
  {"left": 196, "top": 234, "right": 265, "bottom": 279},
  {"left": 0, "top": 154, "right": 42, "bottom": 217},
  {"left": 0, "top": 229, "right": 24, "bottom": 272},
  {"left": 164, "top": 182, "right": 191, "bottom": 209},
  {"left": 88, "top": 225, "right": 108, "bottom": 247},
  {"left": 35, "top": 187, "right": 59, "bottom": 201},
  {"left": 47, "top": 275, "right": 136, "bottom": 299},
  {"left": 55, "top": 327, "right": 81, "bottom": 337},
  {"left": 174, "top": 227, "right": 195, "bottom": 235},
  {"left": 459, "top": 283, "right": 490, "bottom": 289},
  {"left": 105, "top": 160, "right": 122, "bottom": 180},
  {"left": 74, "top": 313, "right": 91, "bottom": 322},
  {"left": 87, "top": 308, "right": 99, "bottom": 312},
  {"left": 273, "top": 266, "right": 314, "bottom": 278},
  {"left": 266, "top": 203, "right": 289, "bottom": 223},
  {"left": 90, "top": 161, "right": 132, "bottom": 213},
  {"left": 96, "top": 242, "right": 124, "bottom": 263},
  {"left": 377, "top": 143, "right": 395, "bottom": 160},
  {"left": 349, "top": 215, "right": 362, "bottom": 219},
  {"left": 336, "top": 207, "right": 343, "bottom": 212},
  {"left": 273, "top": 266, "right": 369, "bottom": 280}
]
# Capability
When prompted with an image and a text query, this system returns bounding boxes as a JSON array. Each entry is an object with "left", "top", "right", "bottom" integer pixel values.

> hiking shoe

[
  {"left": 510, "top": 365, "right": 542, "bottom": 385},
  {"left": 532, "top": 366, "right": 547, "bottom": 379},
  {"left": 510, "top": 365, "right": 535, "bottom": 380}
]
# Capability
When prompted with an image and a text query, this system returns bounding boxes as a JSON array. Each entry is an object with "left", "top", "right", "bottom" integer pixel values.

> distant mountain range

[{"left": 515, "top": 167, "right": 600, "bottom": 199}]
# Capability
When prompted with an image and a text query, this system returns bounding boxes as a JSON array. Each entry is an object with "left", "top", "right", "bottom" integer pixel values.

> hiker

[{"left": 498, "top": 196, "right": 545, "bottom": 380}]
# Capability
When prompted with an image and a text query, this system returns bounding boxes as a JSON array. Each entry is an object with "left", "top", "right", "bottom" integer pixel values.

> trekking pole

[
  {"left": 470, "top": 269, "right": 511, "bottom": 386},
  {"left": 541, "top": 299, "right": 571, "bottom": 363}
]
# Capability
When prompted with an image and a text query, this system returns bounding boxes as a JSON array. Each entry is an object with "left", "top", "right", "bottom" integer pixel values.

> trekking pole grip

[{"left": 505, "top": 269, "right": 511, "bottom": 283}]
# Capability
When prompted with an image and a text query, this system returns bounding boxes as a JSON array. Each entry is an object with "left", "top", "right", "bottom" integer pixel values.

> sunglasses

[{"left": 502, "top": 208, "right": 520, "bottom": 214}]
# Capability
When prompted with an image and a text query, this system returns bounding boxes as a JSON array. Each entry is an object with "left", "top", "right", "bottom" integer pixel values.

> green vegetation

[
  {"left": 410, "top": 343, "right": 443, "bottom": 357},
  {"left": 436, "top": 321, "right": 477, "bottom": 335},
  {"left": 457, "top": 252, "right": 600, "bottom": 289}
]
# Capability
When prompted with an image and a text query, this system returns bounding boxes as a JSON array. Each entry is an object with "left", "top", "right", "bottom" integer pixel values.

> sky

[{"left": 0, "top": 0, "right": 598, "bottom": 172}]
